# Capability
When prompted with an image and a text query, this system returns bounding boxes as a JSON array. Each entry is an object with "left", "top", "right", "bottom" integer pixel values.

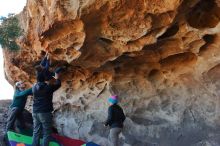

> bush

[{"left": 0, "top": 14, "right": 23, "bottom": 51}]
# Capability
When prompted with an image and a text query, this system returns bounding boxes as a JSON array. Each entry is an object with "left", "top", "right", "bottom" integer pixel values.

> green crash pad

[{"left": 7, "top": 131, "right": 60, "bottom": 146}]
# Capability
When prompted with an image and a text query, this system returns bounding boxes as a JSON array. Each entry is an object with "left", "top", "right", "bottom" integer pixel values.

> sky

[
  {"left": 0, "top": 0, "right": 26, "bottom": 99},
  {"left": 0, "top": 0, "right": 26, "bottom": 17}
]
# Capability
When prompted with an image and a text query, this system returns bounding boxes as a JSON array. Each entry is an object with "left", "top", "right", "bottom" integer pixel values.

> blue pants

[{"left": 32, "top": 112, "right": 52, "bottom": 146}]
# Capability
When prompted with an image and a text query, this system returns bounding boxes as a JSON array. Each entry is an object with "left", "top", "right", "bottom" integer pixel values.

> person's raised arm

[{"left": 40, "top": 52, "right": 50, "bottom": 70}]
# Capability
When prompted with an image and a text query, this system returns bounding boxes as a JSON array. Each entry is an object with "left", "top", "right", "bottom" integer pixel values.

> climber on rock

[
  {"left": 6, "top": 81, "right": 33, "bottom": 131},
  {"left": 35, "top": 52, "right": 65, "bottom": 81},
  {"left": 104, "top": 95, "right": 126, "bottom": 146},
  {"left": 32, "top": 72, "right": 61, "bottom": 146}
]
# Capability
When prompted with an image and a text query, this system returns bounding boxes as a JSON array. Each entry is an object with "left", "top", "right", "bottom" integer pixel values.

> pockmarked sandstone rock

[{"left": 3, "top": 0, "right": 220, "bottom": 145}]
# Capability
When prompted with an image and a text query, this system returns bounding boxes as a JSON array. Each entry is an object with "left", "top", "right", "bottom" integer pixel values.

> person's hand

[
  {"left": 53, "top": 73, "right": 60, "bottom": 80},
  {"left": 46, "top": 53, "right": 50, "bottom": 60}
]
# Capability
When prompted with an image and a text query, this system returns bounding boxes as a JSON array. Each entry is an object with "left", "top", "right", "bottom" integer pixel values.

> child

[{"left": 105, "top": 95, "right": 126, "bottom": 146}]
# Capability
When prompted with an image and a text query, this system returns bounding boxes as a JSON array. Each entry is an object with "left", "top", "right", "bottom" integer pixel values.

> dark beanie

[{"left": 37, "top": 73, "right": 45, "bottom": 82}]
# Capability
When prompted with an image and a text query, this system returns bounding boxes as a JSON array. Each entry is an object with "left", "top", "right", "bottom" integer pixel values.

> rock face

[
  {"left": 0, "top": 100, "right": 10, "bottom": 134},
  {"left": 3, "top": 0, "right": 220, "bottom": 145},
  {"left": 0, "top": 100, "right": 10, "bottom": 145}
]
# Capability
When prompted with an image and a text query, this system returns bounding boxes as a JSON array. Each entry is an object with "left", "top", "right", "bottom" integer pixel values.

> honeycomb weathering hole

[
  {"left": 203, "top": 34, "right": 215, "bottom": 44},
  {"left": 199, "top": 34, "right": 216, "bottom": 55},
  {"left": 158, "top": 24, "right": 179, "bottom": 40},
  {"left": 41, "top": 50, "right": 46, "bottom": 56},
  {"left": 187, "top": 0, "right": 220, "bottom": 29},
  {"left": 99, "top": 37, "right": 113, "bottom": 44},
  {"left": 53, "top": 48, "right": 64, "bottom": 55}
]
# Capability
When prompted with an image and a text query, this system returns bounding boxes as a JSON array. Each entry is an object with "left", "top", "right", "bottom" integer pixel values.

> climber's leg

[
  {"left": 47, "top": 66, "right": 66, "bottom": 80},
  {"left": 39, "top": 112, "right": 53, "bottom": 146},
  {"left": 54, "top": 66, "right": 66, "bottom": 74},
  {"left": 109, "top": 128, "right": 122, "bottom": 146},
  {"left": 6, "top": 107, "right": 20, "bottom": 131},
  {"left": 32, "top": 113, "right": 42, "bottom": 146},
  {"left": 15, "top": 110, "right": 25, "bottom": 129}
]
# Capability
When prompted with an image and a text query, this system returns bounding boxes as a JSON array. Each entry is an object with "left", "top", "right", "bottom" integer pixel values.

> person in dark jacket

[
  {"left": 105, "top": 95, "right": 126, "bottom": 146},
  {"left": 6, "top": 81, "right": 32, "bottom": 131},
  {"left": 32, "top": 72, "right": 61, "bottom": 146},
  {"left": 35, "top": 52, "right": 65, "bottom": 81}
]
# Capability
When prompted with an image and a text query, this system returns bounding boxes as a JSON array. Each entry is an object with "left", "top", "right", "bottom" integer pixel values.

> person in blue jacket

[
  {"left": 6, "top": 81, "right": 33, "bottom": 131},
  {"left": 32, "top": 72, "right": 61, "bottom": 146}
]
